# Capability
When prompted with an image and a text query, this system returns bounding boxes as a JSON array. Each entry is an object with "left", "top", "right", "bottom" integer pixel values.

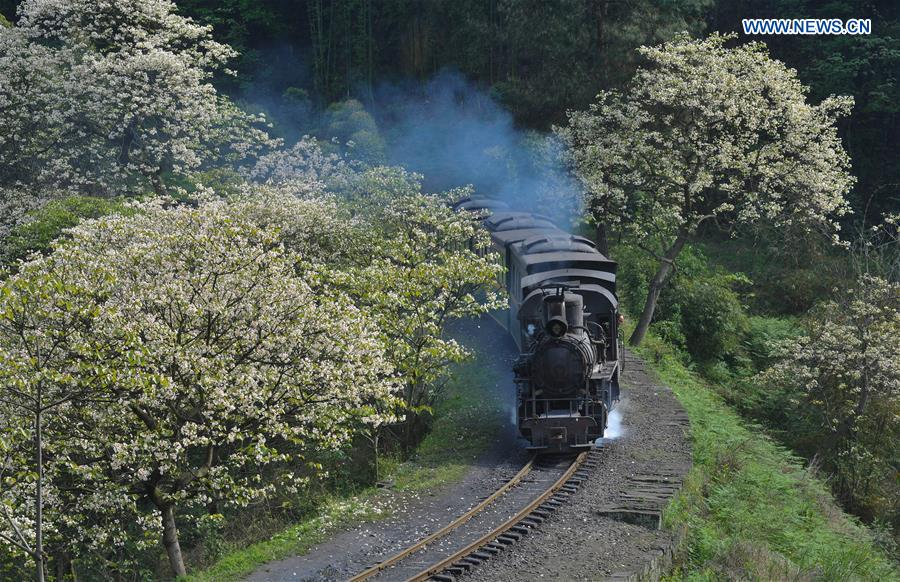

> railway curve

[{"left": 246, "top": 320, "right": 690, "bottom": 582}]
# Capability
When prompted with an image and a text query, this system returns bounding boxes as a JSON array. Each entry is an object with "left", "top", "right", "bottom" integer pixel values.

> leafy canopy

[
  {"left": 0, "top": 197, "right": 400, "bottom": 576},
  {"left": 561, "top": 32, "right": 855, "bottom": 248},
  {"left": 0, "top": 0, "right": 275, "bottom": 196}
]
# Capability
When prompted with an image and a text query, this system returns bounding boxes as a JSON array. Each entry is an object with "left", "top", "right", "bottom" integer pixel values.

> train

[{"left": 453, "top": 197, "right": 621, "bottom": 453}]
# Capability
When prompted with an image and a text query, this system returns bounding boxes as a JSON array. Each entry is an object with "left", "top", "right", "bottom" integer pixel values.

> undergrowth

[{"left": 634, "top": 333, "right": 899, "bottom": 580}]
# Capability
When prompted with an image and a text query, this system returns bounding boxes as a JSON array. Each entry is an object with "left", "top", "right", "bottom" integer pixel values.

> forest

[{"left": 0, "top": 0, "right": 897, "bottom": 580}]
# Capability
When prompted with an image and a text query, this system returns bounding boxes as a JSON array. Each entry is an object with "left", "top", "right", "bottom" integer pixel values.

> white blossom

[
  {"left": 559, "top": 32, "right": 854, "bottom": 243},
  {"left": 0, "top": 0, "right": 276, "bottom": 196},
  {"left": 0, "top": 198, "right": 399, "bottom": 575}
]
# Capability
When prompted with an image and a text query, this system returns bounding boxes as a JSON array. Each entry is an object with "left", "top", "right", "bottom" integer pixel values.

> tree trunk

[
  {"left": 53, "top": 553, "right": 72, "bottom": 582},
  {"left": 161, "top": 505, "right": 186, "bottom": 578},
  {"left": 629, "top": 233, "right": 689, "bottom": 346},
  {"left": 35, "top": 405, "right": 44, "bottom": 582},
  {"left": 150, "top": 172, "right": 166, "bottom": 197},
  {"left": 595, "top": 222, "right": 610, "bottom": 256}
]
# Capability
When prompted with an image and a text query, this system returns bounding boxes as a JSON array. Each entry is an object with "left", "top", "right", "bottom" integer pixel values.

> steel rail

[
  {"left": 404, "top": 451, "right": 590, "bottom": 582},
  {"left": 349, "top": 456, "right": 536, "bottom": 581}
]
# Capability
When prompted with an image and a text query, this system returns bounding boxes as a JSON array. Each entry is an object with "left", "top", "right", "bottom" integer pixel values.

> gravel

[{"left": 461, "top": 353, "right": 691, "bottom": 581}]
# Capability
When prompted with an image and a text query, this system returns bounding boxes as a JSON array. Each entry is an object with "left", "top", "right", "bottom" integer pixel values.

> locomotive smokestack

[
  {"left": 565, "top": 293, "right": 584, "bottom": 331},
  {"left": 545, "top": 295, "right": 568, "bottom": 337},
  {"left": 544, "top": 292, "right": 584, "bottom": 337}
]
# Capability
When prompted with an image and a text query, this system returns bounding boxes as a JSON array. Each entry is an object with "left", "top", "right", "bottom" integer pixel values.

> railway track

[{"left": 349, "top": 447, "right": 603, "bottom": 582}]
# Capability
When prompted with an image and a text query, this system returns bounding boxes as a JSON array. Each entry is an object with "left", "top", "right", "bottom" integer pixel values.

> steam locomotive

[{"left": 454, "top": 197, "right": 621, "bottom": 453}]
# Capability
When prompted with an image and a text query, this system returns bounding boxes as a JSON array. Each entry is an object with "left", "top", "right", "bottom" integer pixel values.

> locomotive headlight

[{"left": 547, "top": 317, "right": 568, "bottom": 337}]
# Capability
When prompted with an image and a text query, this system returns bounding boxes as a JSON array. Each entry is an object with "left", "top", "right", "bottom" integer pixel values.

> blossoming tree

[
  {"left": 760, "top": 274, "right": 899, "bottom": 520},
  {"left": 560, "top": 33, "right": 855, "bottom": 345},
  {"left": 0, "top": 0, "right": 274, "bottom": 196},
  {"left": 245, "top": 141, "right": 505, "bottom": 448},
  {"left": 0, "top": 252, "right": 135, "bottom": 581},
  {"left": 0, "top": 200, "right": 398, "bottom": 578},
  {"left": 335, "top": 168, "right": 504, "bottom": 446}
]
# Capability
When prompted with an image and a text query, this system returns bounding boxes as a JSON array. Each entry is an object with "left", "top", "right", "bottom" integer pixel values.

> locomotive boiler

[{"left": 453, "top": 197, "right": 621, "bottom": 453}]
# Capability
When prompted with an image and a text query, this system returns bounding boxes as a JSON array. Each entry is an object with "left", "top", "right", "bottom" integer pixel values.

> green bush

[
  {"left": 768, "top": 265, "right": 842, "bottom": 314},
  {"left": 613, "top": 242, "right": 751, "bottom": 364},
  {"left": 324, "top": 99, "right": 386, "bottom": 164},
  {"left": 609, "top": 241, "right": 657, "bottom": 319},
  {"left": 677, "top": 278, "right": 748, "bottom": 363},
  {"left": 1, "top": 195, "right": 135, "bottom": 267},
  {"left": 696, "top": 236, "right": 847, "bottom": 316},
  {"left": 742, "top": 315, "right": 800, "bottom": 370}
]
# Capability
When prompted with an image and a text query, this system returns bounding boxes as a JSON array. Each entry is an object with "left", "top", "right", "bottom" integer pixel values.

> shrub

[
  {"left": 677, "top": 278, "right": 748, "bottom": 363},
  {"left": 1, "top": 195, "right": 134, "bottom": 267},
  {"left": 760, "top": 275, "right": 900, "bottom": 529},
  {"left": 614, "top": 242, "right": 751, "bottom": 364},
  {"left": 742, "top": 316, "right": 800, "bottom": 370},
  {"left": 324, "top": 99, "right": 386, "bottom": 164}
]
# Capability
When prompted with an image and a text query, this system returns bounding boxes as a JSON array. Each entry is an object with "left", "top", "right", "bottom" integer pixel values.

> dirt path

[{"left": 247, "top": 324, "right": 691, "bottom": 582}]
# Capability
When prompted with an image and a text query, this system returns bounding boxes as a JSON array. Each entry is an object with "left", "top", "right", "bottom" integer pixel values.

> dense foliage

[
  {"left": 114, "top": 0, "right": 896, "bottom": 225},
  {"left": 0, "top": 171, "right": 502, "bottom": 580},
  {"left": 761, "top": 275, "right": 900, "bottom": 525},
  {"left": 0, "top": 5, "right": 503, "bottom": 571},
  {"left": 561, "top": 33, "right": 854, "bottom": 346},
  {"left": 0, "top": 196, "right": 135, "bottom": 267},
  {"left": 0, "top": 0, "right": 274, "bottom": 197},
  {"left": 0, "top": 0, "right": 895, "bottom": 216},
  {"left": 0, "top": 198, "right": 398, "bottom": 577}
]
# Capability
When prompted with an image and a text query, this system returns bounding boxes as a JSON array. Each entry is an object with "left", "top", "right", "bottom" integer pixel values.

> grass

[
  {"left": 388, "top": 357, "right": 505, "bottom": 491},
  {"left": 182, "top": 495, "right": 386, "bottom": 582},
  {"left": 632, "top": 332, "right": 899, "bottom": 580},
  {"left": 183, "top": 351, "right": 506, "bottom": 581}
]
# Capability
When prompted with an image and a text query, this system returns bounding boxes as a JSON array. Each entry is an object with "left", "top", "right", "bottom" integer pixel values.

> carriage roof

[
  {"left": 520, "top": 233, "right": 600, "bottom": 256},
  {"left": 453, "top": 198, "right": 511, "bottom": 213},
  {"left": 484, "top": 212, "right": 557, "bottom": 232},
  {"left": 519, "top": 251, "right": 616, "bottom": 271},
  {"left": 490, "top": 227, "right": 563, "bottom": 246}
]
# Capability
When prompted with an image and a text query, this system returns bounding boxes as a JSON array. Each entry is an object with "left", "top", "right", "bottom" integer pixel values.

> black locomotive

[{"left": 454, "top": 197, "right": 621, "bottom": 452}]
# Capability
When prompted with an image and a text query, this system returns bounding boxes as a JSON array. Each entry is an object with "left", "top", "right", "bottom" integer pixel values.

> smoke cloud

[
  {"left": 372, "top": 70, "right": 581, "bottom": 225},
  {"left": 238, "top": 65, "right": 582, "bottom": 223},
  {"left": 603, "top": 409, "right": 624, "bottom": 440}
]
